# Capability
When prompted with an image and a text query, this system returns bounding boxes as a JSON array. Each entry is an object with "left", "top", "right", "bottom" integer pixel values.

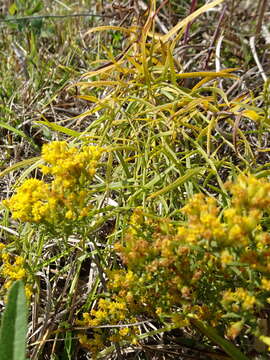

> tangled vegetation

[
  {"left": 76, "top": 174, "right": 270, "bottom": 357},
  {"left": 1, "top": 0, "right": 270, "bottom": 359}
]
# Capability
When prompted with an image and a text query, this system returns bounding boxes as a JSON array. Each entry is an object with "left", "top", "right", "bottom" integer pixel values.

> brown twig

[
  {"left": 183, "top": 0, "right": 197, "bottom": 45},
  {"left": 256, "top": 0, "right": 267, "bottom": 36},
  {"left": 203, "top": 5, "right": 227, "bottom": 70},
  {"left": 249, "top": 36, "right": 268, "bottom": 82},
  {"left": 233, "top": 113, "right": 242, "bottom": 156}
]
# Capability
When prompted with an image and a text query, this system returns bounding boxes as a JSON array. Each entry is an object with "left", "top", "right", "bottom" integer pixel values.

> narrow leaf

[
  {"left": 84, "top": 25, "right": 137, "bottom": 37},
  {"left": 242, "top": 109, "right": 261, "bottom": 122},
  {"left": 175, "top": 70, "right": 237, "bottom": 79},
  {"left": 0, "top": 280, "right": 28, "bottom": 360},
  {"left": 147, "top": 168, "right": 202, "bottom": 199},
  {"left": 160, "top": 0, "right": 225, "bottom": 43},
  {"left": 0, "top": 120, "right": 39, "bottom": 150},
  {"left": 0, "top": 157, "right": 41, "bottom": 178},
  {"left": 190, "top": 318, "right": 249, "bottom": 360},
  {"left": 36, "top": 121, "right": 81, "bottom": 137}
]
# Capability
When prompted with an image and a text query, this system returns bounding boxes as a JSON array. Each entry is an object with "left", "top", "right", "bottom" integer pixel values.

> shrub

[{"left": 77, "top": 174, "right": 270, "bottom": 357}]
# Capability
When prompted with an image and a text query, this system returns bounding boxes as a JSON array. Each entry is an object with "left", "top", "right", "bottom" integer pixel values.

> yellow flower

[
  {"left": 4, "top": 141, "right": 105, "bottom": 227},
  {"left": 2, "top": 252, "right": 9, "bottom": 262},
  {"left": 228, "top": 224, "right": 244, "bottom": 244},
  {"left": 0, "top": 251, "right": 31, "bottom": 299},
  {"left": 79, "top": 207, "right": 89, "bottom": 217},
  {"left": 15, "top": 256, "right": 24, "bottom": 266},
  {"left": 224, "top": 208, "right": 237, "bottom": 222},
  {"left": 4, "top": 280, "right": 12, "bottom": 289},
  {"left": 4, "top": 179, "right": 49, "bottom": 223},
  {"left": 220, "top": 250, "right": 233, "bottom": 267},
  {"left": 65, "top": 210, "right": 74, "bottom": 220},
  {"left": 226, "top": 321, "right": 244, "bottom": 340},
  {"left": 177, "top": 226, "right": 186, "bottom": 237},
  {"left": 156, "top": 307, "right": 163, "bottom": 316},
  {"left": 261, "top": 278, "right": 270, "bottom": 291},
  {"left": 25, "top": 285, "right": 32, "bottom": 299},
  {"left": 119, "top": 327, "right": 129, "bottom": 336},
  {"left": 242, "top": 294, "right": 256, "bottom": 310}
]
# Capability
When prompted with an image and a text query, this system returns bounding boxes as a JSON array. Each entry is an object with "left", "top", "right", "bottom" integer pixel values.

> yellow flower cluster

[
  {"left": 41, "top": 141, "right": 103, "bottom": 189},
  {"left": 0, "top": 244, "right": 32, "bottom": 298},
  {"left": 222, "top": 288, "right": 257, "bottom": 312},
  {"left": 261, "top": 277, "right": 270, "bottom": 291},
  {"left": 98, "top": 173, "right": 270, "bottom": 347},
  {"left": 4, "top": 141, "right": 104, "bottom": 227},
  {"left": 78, "top": 333, "right": 104, "bottom": 357},
  {"left": 226, "top": 320, "right": 244, "bottom": 340},
  {"left": 77, "top": 297, "right": 139, "bottom": 357},
  {"left": 79, "top": 298, "right": 128, "bottom": 327},
  {"left": 179, "top": 174, "right": 270, "bottom": 248},
  {"left": 3, "top": 179, "right": 50, "bottom": 223},
  {"left": 128, "top": 206, "right": 145, "bottom": 235},
  {"left": 228, "top": 174, "right": 270, "bottom": 211},
  {"left": 180, "top": 194, "right": 226, "bottom": 243}
]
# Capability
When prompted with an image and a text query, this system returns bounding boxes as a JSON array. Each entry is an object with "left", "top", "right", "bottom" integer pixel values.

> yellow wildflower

[
  {"left": 261, "top": 278, "right": 270, "bottom": 291},
  {"left": 119, "top": 327, "right": 129, "bottom": 337},
  {"left": 220, "top": 250, "right": 233, "bottom": 267}
]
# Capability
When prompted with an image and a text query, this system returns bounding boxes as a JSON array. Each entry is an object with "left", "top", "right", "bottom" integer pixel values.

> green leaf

[
  {"left": 0, "top": 280, "right": 28, "bottom": 360},
  {"left": 0, "top": 119, "right": 40, "bottom": 150},
  {"left": 147, "top": 167, "right": 202, "bottom": 199},
  {"left": 36, "top": 120, "right": 81, "bottom": 138},
  {"left": 0, "top": 157, "right": 41, "bottom": 178},
  {"left": 8, "top": 3, "right": 17, "bottom": 16},
  {"left": 25, "top": 0, "right": 43, "bottom": 15},
  {"left": 259, "top": 335, "right": 270, "bottom": 346}
]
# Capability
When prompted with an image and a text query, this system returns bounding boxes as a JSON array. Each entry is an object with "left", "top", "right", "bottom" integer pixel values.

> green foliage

[
  {"left": 1, "top": 0, "right": 270, "bottom": 359},
  {"left": 77, "top": 174, "right": 270, "bottom": 357},
  {"left": 65, "top": 0, "right": 267, "bottom": 222},
  {"left": 191, "top": 318, "right": 249, "bottom": 360},
  {"left": 0, "top": 280, "right": 28, "bottom": 360},
  {"left": 6, "top": 0, "right": 44, "bottom": 34}
]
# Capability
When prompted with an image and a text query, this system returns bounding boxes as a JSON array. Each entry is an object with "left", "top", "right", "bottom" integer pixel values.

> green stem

[{"left": 190, "top": 318, "right": 249, "bottom": 360}]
